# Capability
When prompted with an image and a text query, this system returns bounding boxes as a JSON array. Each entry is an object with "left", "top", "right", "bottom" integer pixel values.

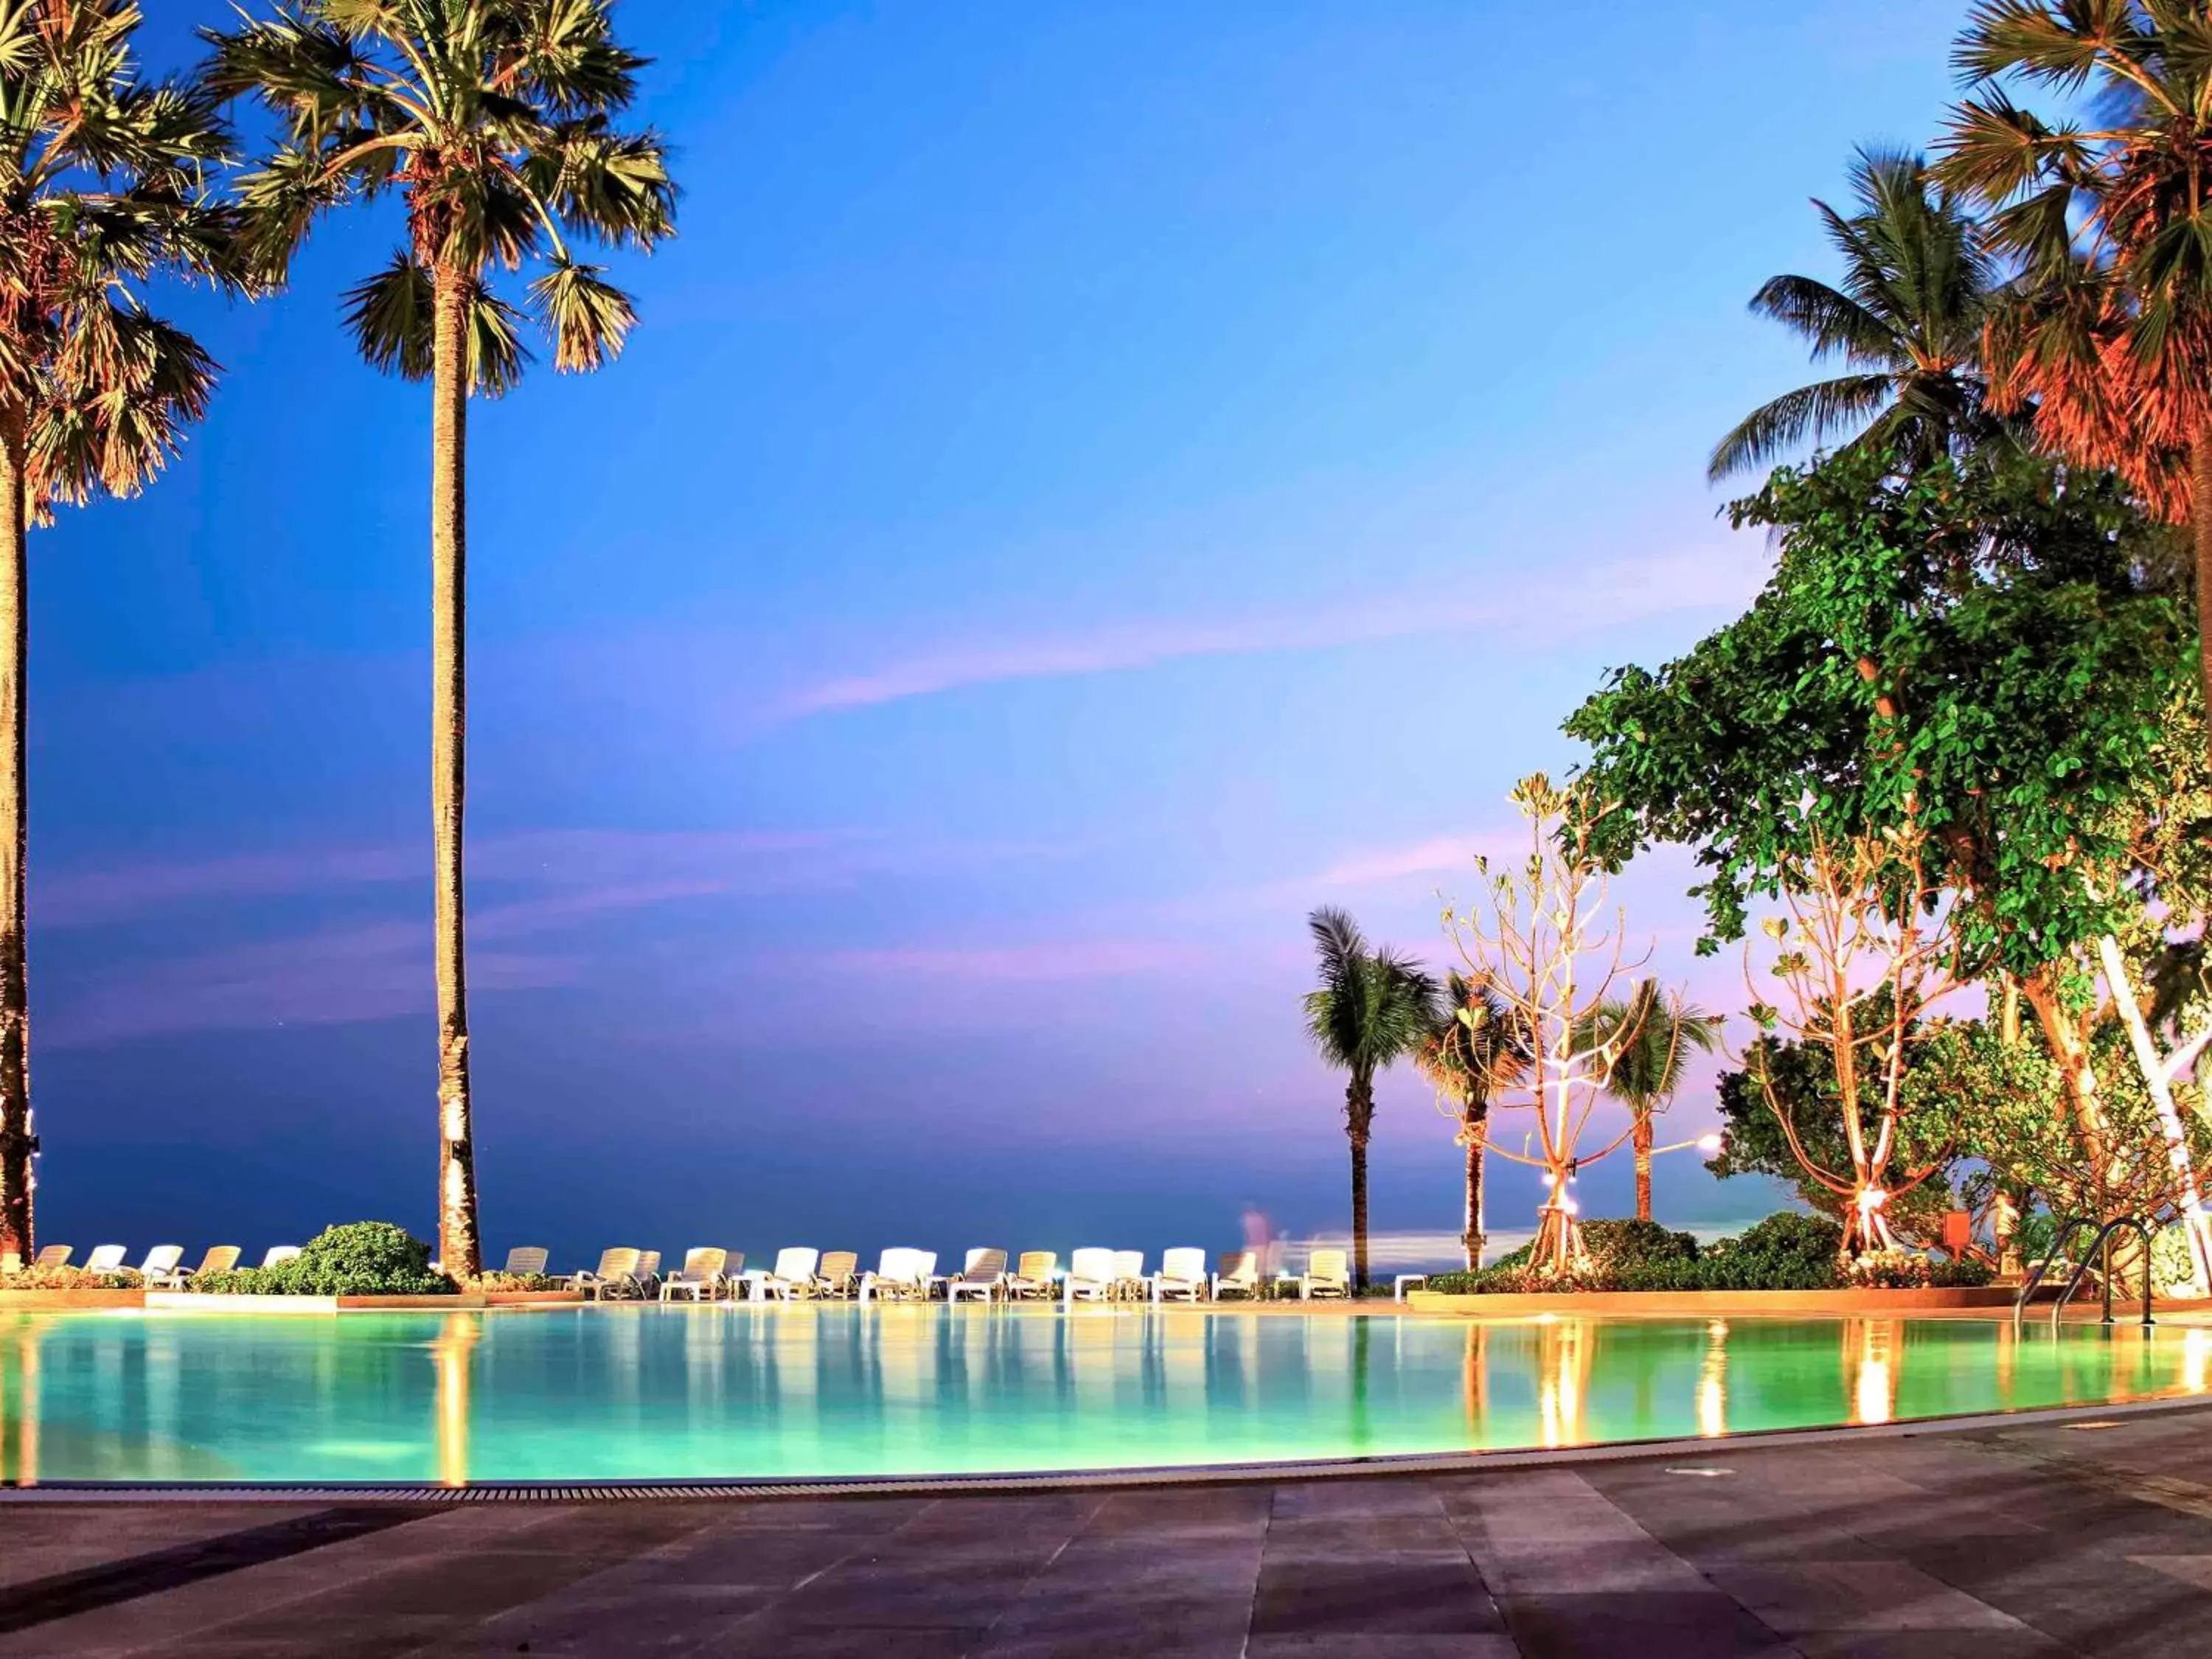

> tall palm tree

[
  {"left": 1592, "top": 979, "right": 1721, "bottom": 1222},
  {"left": 0, "top": 1, "right": 237, "bottom": 1259},
  {"left": 1304, "top": 906, "right": 1439, "bottom": 1293},
  {"left": 1710, "top": 148, "right": 2002, "bottom": 481},
  {"left": 1940, "top": 2, "right": 2212, "bottom": 749},
  {"left": 1416, "top": 971, "right": 1529, "bottom": 1270},
  {"left": 206, "top": 1, "right": 675, "bottom": 1276}
]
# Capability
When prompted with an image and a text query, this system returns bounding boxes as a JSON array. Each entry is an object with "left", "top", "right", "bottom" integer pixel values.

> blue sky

[{"left": 29, "top": 1, "right": 1963, "bottom": 1267}]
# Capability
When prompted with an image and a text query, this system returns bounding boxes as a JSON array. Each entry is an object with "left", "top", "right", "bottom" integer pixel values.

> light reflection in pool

[{"left": 0, "top": 1306, "right": 2203, "bottom": 1485}]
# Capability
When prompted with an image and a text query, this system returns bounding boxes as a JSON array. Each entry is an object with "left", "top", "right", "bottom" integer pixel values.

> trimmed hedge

[
  {"left": 1424, "top": 1211, "right": 1994, "bottom": 1295},
  {"left": 194, "top": 1222, "right": 457, "bottom": 1296}
]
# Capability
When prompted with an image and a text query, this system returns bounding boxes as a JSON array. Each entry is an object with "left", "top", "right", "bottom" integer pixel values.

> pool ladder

[{"left": 2011, "top": 1214, "right": 2155, "bottom": 1332}]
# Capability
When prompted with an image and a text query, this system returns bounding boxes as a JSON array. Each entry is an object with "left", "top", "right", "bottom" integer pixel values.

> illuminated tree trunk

[
  {"left": 2098, "top": 932, "right": 2212, "bottom": 1294},
  {"left": 1632, "top": 1111, "right": 1652, "bottom": 1222},
  {"left": 1462, "top": 1105, "right": 1486, "bottom": 1269},
  {"left": 431, "top": 269, "right": 481, "bottom": 1279},
  {"left": 1346, "top": 1076, "right": 1371, "bottom": 1293},
  {"left": 0, "top": 425, "right": 29, "bottom": 1263},
  {"left": 2022, "top": 964, "right": 2110, "bottom": 1197}
]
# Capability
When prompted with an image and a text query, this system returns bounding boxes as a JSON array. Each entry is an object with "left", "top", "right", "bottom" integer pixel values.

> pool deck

[{"left": 7, "top": 1407, "right": 2212, "bottom": 1655}]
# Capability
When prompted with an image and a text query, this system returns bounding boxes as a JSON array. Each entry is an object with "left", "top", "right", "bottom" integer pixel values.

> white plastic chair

[
  {"left": 1064, "top": 1248, "right": 1116, "bottom": 1306},
  {"left": 761, "top": 1247, "right": 820, "bottom": 1301},
  {"left": 947, "top": 1248, "right": 1006, "bottom": 1303},
  {"left": 1152, "top": 1247, "right": 1209, "bottom": 1302}
]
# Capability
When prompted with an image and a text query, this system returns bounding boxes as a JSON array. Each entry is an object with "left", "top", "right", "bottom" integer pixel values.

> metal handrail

[
  {"left": 2051, "top": 1215, "right": 2155, "bottom": 1330},
  {"left": 2013, "top": 1214, "right": 2097, "bottom": 1330}
]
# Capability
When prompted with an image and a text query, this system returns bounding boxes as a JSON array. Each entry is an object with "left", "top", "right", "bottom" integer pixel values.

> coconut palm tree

[
  {"left": 1592, "top": 979, "right": 1722, "bottom": 1222},
  {"left": 1710, "top": 147, "right": 2003, "bottom": 482},
  {"left": 1939, "top": 2, "right": 2212, "bottom": 748},
  {"left": 1416, "top": 971, "right": 1529, "bottom": 1269},
  {"left": 1304, "top": 906, "right": 1439, "bottom": 1293},
  {"left": 0, "top": 1, "right": 238, "bottom": 1259},
  {"left": 204, "top": 1, "right": 675, "bottom": 1276}
]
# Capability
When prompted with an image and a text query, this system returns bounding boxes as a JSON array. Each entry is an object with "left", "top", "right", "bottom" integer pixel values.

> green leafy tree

[
  {"left": 1416, "top": 971, "right": 1531, "bottom": 1267},
  {"left": 1304, "top": 907, "right": 1439, "bottom": 1292},
  {"left": 1567, "top": 445, "right": 2201, "bottom": 1225},
  {"left": 0, "top": 1, "right": 239, "bottom": 1259},
  {"left": 206, "top": 0, "right": 677, "bottom": 1276},
  {"left": 1589, "top": 980, "right": 1721, "bottom": 1223},
  {"left": 1940, "top": 1, "right": 2212, "bottom": 748},
  {"left": 1711, "top": 148, "right": 2002, "bottom": 481}
]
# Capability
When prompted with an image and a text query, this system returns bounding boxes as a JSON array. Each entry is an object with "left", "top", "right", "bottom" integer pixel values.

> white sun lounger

[
  {"left": 1064, "top": 1248, "right": 1117, "bottom": 1307},
  {"left": 1111, "top": 1250, "right": 1147, "bottom": 1300},
  {"left": 759, "top": 1247, "right": 820, "bottom": 1301},
  {"left": 862, "top": 1247, "right": 936, "bottom": 1302},
  {"left": 947, "top": 1248, "right": 1007, "bottom": 1303},
  {"left": 1007, "top": 1251, "right": 1057, "bottom": 1300},
  {"left": 660, "top": 1247, "right": 730, "bottom": 1301},
  {"left": 1212, "top": 1251, "right": 1262, "bottom": 1299},
  {"left": 83, "top": 1245, "right": 128, "bottom": 1276},
  {"left": 153, "top": 1245, "right": 240, "bottom": 1290},
  {"left": 1301, "top": 1248, "right": 1351, "bottom": 1300},
  {"left": 1151, "top": 1247, "right": 1209, "bottom": 1302},
  {"left": 571, "top": 1248, "right": 643, "bottom": 1301},
  {"left": 260, "top": 1245, "right": 302, "bottom": 1270}
]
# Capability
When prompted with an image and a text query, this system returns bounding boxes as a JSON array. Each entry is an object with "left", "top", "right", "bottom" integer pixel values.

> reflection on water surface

[{"left": 0, "top": 1307, "right": 2200, "bottom": 1484}]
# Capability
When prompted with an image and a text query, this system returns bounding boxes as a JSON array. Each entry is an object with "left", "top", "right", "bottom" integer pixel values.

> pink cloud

[{"left": 774, "top": 544, "right": 1766, "bottom": 719}]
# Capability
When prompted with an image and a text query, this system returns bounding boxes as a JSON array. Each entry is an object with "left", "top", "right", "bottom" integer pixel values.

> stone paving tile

[
  {"left": 1699, "top": 1559, "right": 2036, "bottom": 1633},
  {"left": 1495, "top": 1590, "right": 1789, "bottom": 1658},
  {"left": 1784, "top": 1635, "right": 2072, "bottom": 1659},
  {"left": 1245, "top": 1639, "right": 1523, "bottom": 1659},
  {"left": 1250, "top": 1556, "right": 1502, "bottom": 1638},
  {"left": 36, "top": 1409, "right": 2212, "bottom": 1655}
]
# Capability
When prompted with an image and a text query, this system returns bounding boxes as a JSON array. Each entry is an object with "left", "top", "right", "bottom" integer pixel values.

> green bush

[
  {"left": 1417, "top": 1211, "right": 1990, "bottom": 1295},
  {"left": 1581, "top": 1219, "right": 1700, "bottom": 1275},
  {"left": 193, "top": 1222, "right": 456, "bottom": 1296}
]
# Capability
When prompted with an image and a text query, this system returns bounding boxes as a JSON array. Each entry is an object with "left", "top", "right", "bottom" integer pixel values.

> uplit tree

[
  {"left": 1740, "top": 825, "right": 1966, "bottom": 1259},
  {"left": 1304, "top": 907, "right": 1439, "bottom": 1292},
  {"left": 1442, "top": 774, "right": 1652, "bottom": 1274},
  {"left": 206, "top": 0, "right": 677, "bottom": 1275},
  {"left": 0, "top": 1, "right": 238, "bottom": 1259}
]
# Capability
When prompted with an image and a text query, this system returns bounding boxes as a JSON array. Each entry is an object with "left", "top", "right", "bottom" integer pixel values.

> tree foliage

[
  {"left": 1711, "top": 148, "right": 2004, "bottom": 481},
  {"left": 1567, "top": 445, "right": 2195, "bottom": 980}
]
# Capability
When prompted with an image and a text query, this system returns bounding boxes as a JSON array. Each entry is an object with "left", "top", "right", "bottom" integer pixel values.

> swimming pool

[{"left": 0, "top": 1306, "right": 2205, "bottom": 1486}]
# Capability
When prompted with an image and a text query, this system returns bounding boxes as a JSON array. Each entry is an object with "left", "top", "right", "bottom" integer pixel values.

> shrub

[
  {"left": 192, "top": 1222, "right": 456, "bottom": 1296},
  {"left": 1581, "top": 1219, "right": 1700, "bottom": 1275},
  {"left": 474, "top": 1270, "right": 563, "bottom": 1293},
  {"left": 0, "top": 1265, "right": 133, "bottom": 1291}
]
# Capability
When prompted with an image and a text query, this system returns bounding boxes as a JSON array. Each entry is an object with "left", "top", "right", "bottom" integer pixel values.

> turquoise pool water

[{"left": 0, "top": 1307, "right": 2205, "bottom": 1484}]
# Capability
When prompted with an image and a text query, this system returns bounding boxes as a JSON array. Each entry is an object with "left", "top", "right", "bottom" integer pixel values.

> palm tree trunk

[
  {"left": 1633, "top": 1110, "right": 1653, "bottom": 1223},
  {"left": 0, "top": 425, "right": 29, "bottom": 1264},
  {"left": 1462, "top": 1105, "right": 1485, "bottom": 1270},
  {"left": 431, "top": 268, "right": 481, "bottom": 1279},
  {"left": 1347, "top": 1077, "right": 1371, "bottom": 1294},
  {"left": 2194, "top": 427, "right": 2212, "bottom": 757}
]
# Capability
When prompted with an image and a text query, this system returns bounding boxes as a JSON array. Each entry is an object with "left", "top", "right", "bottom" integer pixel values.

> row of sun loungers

[
  {"left": 2, "top": 1243, "right": 298, "bottom": 1286},
  {"left": 545, "top": 1245, "right": 1355, "bottom": 1304}
]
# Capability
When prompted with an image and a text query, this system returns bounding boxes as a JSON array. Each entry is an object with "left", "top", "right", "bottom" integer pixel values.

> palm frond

[
  {"left": 528, "top": 256, "right": 633, "bottom": 371},
  {"left": 1708, "top": 375, "right": 1896, "bottom": 481}
]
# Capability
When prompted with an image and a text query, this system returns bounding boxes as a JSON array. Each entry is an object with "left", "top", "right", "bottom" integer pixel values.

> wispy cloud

[
  {"left": 36, "top": 828, "right": 858, "bottom": 930},
  {"left": 775, "top": 544, "right": 1765, "bottom": 720},
  {"left": 807, "top": 940, "right": 1208, "bottom": 982}
]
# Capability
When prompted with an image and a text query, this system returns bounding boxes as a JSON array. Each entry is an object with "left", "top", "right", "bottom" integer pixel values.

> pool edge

[{"left": 7, "top": 1391, "right": 2210, "bottom": 1503}]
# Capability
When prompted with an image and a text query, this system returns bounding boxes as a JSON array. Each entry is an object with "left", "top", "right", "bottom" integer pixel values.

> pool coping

[{"left": 4, "top": 1391, "right": 2209, "bottom": 1505}]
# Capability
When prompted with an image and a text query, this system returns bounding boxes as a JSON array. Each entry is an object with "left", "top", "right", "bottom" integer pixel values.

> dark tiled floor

[{"left": 14, "top": 1410, "right": 2212, "bottom": 1655}]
